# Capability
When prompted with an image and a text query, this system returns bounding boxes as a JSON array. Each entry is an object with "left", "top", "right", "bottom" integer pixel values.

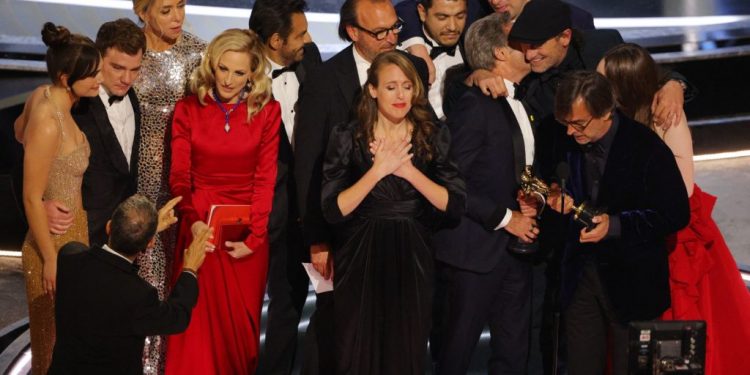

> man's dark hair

[
  {"left": 419, "top": 0, "right": 466, "bottom": 11},
  {"left": 95, "top": 18, "right": 146, "bottom": 56},
  {"left": 554, "top": 71, "right": 616, "bottom": 121},
  {"left": 338, "top": 0, "right": 393, "bottom": 42},
  {"left": 338, "top": 0, "right": 358, "bottom": 42},
  {"left": 109, "top": 194, "right": 158, "bottom": 257},
  {"left": 249, "top": 0, "right": 308, "bottom": 43}
]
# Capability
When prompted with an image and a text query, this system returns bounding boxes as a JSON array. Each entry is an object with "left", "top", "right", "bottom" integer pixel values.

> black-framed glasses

[
  {"left": 354, "top": 18, "right": 404, "bottom": 41},
  {"left": 558, "top": 116, "right": 594, "bottom": 132}
]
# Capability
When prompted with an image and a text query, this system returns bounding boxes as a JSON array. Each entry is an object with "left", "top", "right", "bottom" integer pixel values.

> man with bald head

[{"left": 293, "top": 1, "right": 428, "bottom": 372}]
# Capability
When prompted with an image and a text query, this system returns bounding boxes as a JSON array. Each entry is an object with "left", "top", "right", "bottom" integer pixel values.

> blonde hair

[
  {"left": 190, "top": 28, "right": 271, "bottom": 121},
  {"left": 132, "top": 0, "right": 153, "bottom": 22}
]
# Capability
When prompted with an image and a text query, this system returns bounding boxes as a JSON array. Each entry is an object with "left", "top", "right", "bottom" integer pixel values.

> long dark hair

[
  {"left": 355, "top": 51, "right": 436, "bottom": 162},
  {"left": 600, "top": 43, "right": 664, "bottom": 128},
  {"left": 41, "top": 22, "right": 101, "bottom": 87}
]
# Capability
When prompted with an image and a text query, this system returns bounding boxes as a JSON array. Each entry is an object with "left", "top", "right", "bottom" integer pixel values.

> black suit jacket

[
  {"left": 49, "top": 243, "right": 198, "bottom": 375},
  {"left": 73, "top": 89, "right": 141, "bottom": 247},
  {"left": 268, "top": 42, "right": 322, "bottom": 248},
  {"left": 433, "top": 86, "right": 529, "bottom": 273},
  {"left": 293, "top": 45, "right": 429, "bottom": 246},
  {"left": 560, "top": 113, "right": 690, "bottom": 322}
]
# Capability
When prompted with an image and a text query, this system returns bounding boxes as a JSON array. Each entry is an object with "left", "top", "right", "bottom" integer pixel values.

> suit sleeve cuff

[
  {"left": 605, "top": 214, "right": 621, "bottom": 240},
  {"left": 182, "top": 268, "right": 197, "bottom": 279},
  {"left": 494, "top": 209, "right": 513, "bottom": 230}
]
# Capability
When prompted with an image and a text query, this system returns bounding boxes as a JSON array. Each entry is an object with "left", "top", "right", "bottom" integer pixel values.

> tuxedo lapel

[
  {"left": 598, "top": 116, "right": 631, "bottom": 207},
  {"left": 499, "top": 98, "right": 525, "bottom": 185},
  {"left": 127, "top": 88, "right": 141, "bottom": 175},
  {"left": 90, "top": 97, "right": 130, "bottom": 175},
  {"left": 335, "top": 46, "right": 362, "bottom": 112}
]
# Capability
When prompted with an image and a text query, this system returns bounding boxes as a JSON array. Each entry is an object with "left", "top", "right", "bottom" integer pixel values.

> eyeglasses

[
  {"left": 354, "top": 18, "right": 404, "bottom": 41},
  {"left": 558, "top": 116, "right": 594, "bottom": 132}
]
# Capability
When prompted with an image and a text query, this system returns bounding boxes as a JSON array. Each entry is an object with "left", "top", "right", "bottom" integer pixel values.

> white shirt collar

[
  {"left": 505, "top": 78, "right": 517, "bottom": 98},
  {"left": 352, "top": 44, "right": 371, "bottom": 86},
  {"left": 102, "top": 244, "right": 134, "bottom": 264},
  {"left": 98, "top": 86, "right": 115, "bottom": 106},
  {"left": 266, "top": 57, "right": 285, "bottom": 78},
  {"left": 422, "top": 26, "right": 439, "bottom": 51}
]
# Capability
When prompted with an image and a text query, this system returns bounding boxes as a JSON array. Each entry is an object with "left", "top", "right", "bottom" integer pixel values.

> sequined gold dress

[
  {"left": 21, "top": 88, "right": 90, "bottom": 375},
  {"left": 132, "top": 30, "right": 205, "bottom": 375}
]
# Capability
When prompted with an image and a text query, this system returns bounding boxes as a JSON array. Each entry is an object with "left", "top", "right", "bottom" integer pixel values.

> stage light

[
  {"left": 694, "top": 150, "right": 750, "bottom": 161},
  {"left": 21, "top": 0, "right": 338, "bottom": 22},
  {"left": 596, "top": 16, "right": 749, "bottom": 29},
  {"left": 7, "top": 347, "right": 31, "bottom": 375},
  {"left": 0, "top": 250, "right": 22, "bottom": 257}
]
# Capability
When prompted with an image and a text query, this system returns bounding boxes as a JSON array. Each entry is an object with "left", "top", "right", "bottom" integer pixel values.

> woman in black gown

[{"left": 321, "top": 51, "right": 466, "bottom": 374}]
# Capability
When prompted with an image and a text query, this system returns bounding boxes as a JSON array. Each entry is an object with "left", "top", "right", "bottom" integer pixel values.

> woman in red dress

[
  {"left": 598, "top": 43, "right": 750, "bottom": 374},
  {"left": 164, "top": 28, "right": 280, "bottom": 375}
]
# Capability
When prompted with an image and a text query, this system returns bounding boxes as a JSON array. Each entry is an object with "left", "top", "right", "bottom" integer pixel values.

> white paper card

[{"left": 302, "top": 262, "right": 334, "bottom": 294}]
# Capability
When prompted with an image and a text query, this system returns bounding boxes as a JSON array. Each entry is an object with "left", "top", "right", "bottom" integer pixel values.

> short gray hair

[{"left": 464, "top": 12, "right": 512, "bottom": 71}]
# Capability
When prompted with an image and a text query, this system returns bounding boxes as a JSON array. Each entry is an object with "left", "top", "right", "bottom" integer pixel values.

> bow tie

[
  {"left": 108, "top": 94, "right": 125, "bottom": 105},
  {"left": 513, "top": 83, "right": 526, "bottom": 100},
  {"left": 429, "top": 45, "right": 457, "bottom": 60},
  {"left": 272, "top": 64, "right": 297, "bottom": 79}
]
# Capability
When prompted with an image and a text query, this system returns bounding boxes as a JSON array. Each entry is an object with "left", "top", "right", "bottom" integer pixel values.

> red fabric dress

[
  {"left": 661, "top": 184, "right": 750, "bottom": 374},
  {"left": 164, "top": 95, "right": 280, "bottom": 375}
]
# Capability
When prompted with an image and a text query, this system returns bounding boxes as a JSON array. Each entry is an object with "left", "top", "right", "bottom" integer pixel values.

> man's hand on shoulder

[{"left": 465, "top": 69, "right": 507, "bottom": 98}]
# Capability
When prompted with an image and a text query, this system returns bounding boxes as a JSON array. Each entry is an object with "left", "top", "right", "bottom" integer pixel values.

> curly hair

[
  {"left": 356, "top": 51, "right": 437, "bottom": 162},
  {"left": 190, "top": 28, "right": 271, "bottom": 121}
]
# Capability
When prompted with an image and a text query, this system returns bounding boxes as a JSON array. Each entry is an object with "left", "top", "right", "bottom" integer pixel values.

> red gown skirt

[
  {"left": 661, "top": 184, "right": 750, "bottom": 374},
  {"left": 164, "top": 197, "right": 269, "bottom": 375}
]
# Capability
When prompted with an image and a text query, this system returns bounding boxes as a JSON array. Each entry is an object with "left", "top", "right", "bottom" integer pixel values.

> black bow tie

[
  {"left": 513, "top": 83, "right": 526, "bottom": 100},
  {"left": 108, "top": 94, "right": 125, "bottom": 105},
  {"left": 272, "top": 64, "right": 297, "bottom": 79},
  {"left": 429, "top": 45, "right": 457, "bottom": 60}
]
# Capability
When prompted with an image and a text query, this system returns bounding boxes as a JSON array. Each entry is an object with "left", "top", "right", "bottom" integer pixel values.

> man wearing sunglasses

[{"left": 292, "top": 1, "right": 429, "bottom": 373}]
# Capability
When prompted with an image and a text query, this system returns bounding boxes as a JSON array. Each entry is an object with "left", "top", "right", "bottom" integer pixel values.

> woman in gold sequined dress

[
  {"left": 131, "top": 1, "right": 206, "bottom": 373},
  {"left": 13, "top": 23, "right": 101, "bottom": 375}
]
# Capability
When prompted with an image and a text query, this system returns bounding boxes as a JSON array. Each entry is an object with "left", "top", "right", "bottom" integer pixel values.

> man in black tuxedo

[
  {"left": 43, "top": 19, "right": 145, "bottom": 247},
  {"left": 395, "top": 0, "right": 594, "bottom": 88},
  {"left": 249, "top": 1, "right": 321, "bottom": 373},
  {"left": 48, "top": 194, "right": 211, "bottom": 375},
  {"left": 293, "top": 1, "right": 428, "bottom": 373},
  {"left": 431, "top": 13, "right": 537, "bottom": 374},
  {"left": 395, "top": 0, "right": 467, "bottom": 120},
  {"left": 550, "top": 71, "right": 689, "bottom": 375}
]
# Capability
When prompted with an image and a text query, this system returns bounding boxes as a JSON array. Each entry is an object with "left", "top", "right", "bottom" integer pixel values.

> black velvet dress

[{"left": 321, "top": 120, "right": 466, "bottom": 375}]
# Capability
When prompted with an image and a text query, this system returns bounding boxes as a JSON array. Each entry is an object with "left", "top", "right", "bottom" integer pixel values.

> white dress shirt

[
  {"left": 267, "top": 58, "right": 301, "bottom": 142},
  {"left": 98, "top": 86, "right": 136, "bottom": 166},
  {"left": 420, "top": 30, "right": 464, "bottom": 120},
  {"left": 352, "top": 46, "right": 371, "bottom": 87},
  {"left": 496, "top": 79, "right": 535, "bottom": 230}
]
